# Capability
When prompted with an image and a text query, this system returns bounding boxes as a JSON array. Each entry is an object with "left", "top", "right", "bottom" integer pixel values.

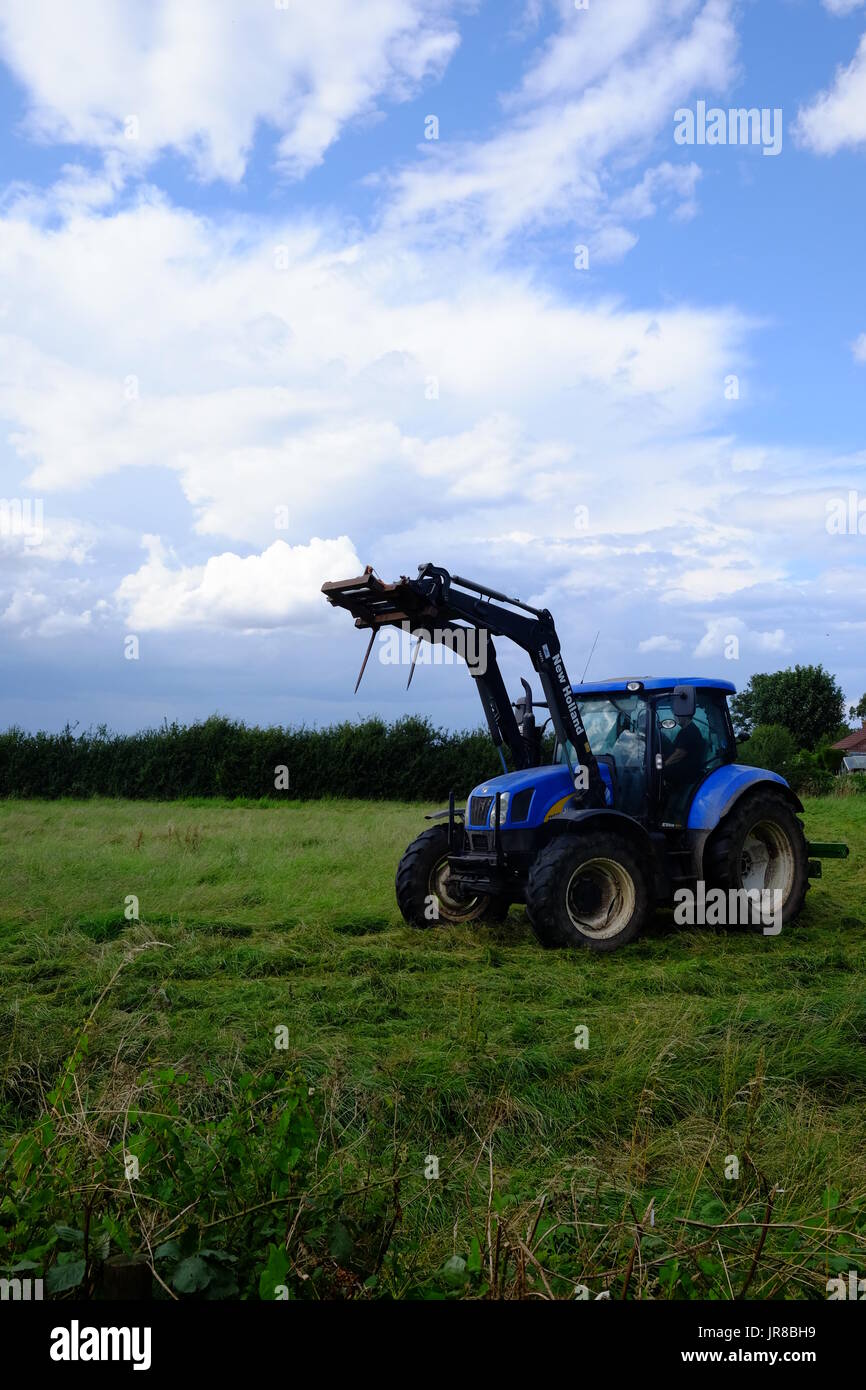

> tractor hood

[{"left": 466, "top": 763, "right": 612, "bottom": 829}]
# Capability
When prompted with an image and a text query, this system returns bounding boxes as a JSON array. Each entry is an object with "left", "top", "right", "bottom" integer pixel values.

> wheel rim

[
  {"left": 428, "top": 854, "right": 488, "bottom": 923},
  {"left": 565, "top": 857, "right": 635, "bottom": 939},
  {"left": 740, "top": 820, "right": 795, "bottom": 900}
]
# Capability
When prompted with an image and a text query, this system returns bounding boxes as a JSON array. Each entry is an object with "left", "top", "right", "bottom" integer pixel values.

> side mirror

[{"left": 671, "top": 685, "right": 696, "bottom": 724}]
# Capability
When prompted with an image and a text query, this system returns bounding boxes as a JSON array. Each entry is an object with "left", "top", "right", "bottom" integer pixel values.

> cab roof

[{"left": 572, "top": 677, "right": 736, "bottom": 696}]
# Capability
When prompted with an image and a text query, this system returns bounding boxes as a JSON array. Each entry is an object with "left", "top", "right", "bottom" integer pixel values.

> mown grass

[{"left": 1, "top": 794, "right": 865, "bottom": 1299}]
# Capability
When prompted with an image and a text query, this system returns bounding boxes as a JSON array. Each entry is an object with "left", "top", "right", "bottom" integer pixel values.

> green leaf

[
  {"left": 46, "top": 1259, "right": 86, "bottom": 1294},
  {"left": 259, "top": 1243, "right": 291, "bottom": 1300},
  {"left": 328, "top": 1222, "right": 353, "bottom": 1263},
  {"left": 442, "top": 1255, "right": 468, "bottom": 1286},
  {"left": 153, "top": 1241, "right": 181, "bottom": 1262},
  {"left": 172, "top": 1254, "right": 212, "bottom": 1294},
  {"left": 53, "top": 1224, "right": 84, "bottom": 1245},
  {"left": 828, "top": 1253, "right": 854, "bottom": 1273}
]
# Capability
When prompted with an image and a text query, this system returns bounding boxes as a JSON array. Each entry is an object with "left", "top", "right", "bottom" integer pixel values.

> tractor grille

[
  {"left": 470, "top": 831, "right": 493, "bottom": 852},
  {"left": 468, "top": 795, "right": 494, "bottom": 826}
]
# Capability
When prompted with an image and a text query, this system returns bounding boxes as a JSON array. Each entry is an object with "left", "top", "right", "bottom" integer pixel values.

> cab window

[
  {"left": 555, "top": 694, "right": 647, "bottom": 817},
  {"left": 656, "top": 690, "right": 733, "bottom": 822}
]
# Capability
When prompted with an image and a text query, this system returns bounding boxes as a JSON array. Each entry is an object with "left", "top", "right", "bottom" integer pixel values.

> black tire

[
  {"left": 525, "top": 832, "right": 649, "bottom": 952},
  {"left": 704, "top": 790, "right": 809, "bottom": 931},
  {"left": 395, "top": 825, "right": 509, "bottom": 929}
]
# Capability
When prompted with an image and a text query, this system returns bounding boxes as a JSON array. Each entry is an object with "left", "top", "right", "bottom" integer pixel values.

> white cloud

[
  {"left": 0, "top": 0, "right": 460, "bottom": 182},
  {"left": 36, "top": 609, "right": 94, "bottom": 637},
  {"left": 116, "top": 534, "right": 362, "bottom": 631},
  {"left": 795, "top": 33, "right": 866, "bottom": 154},
  {"left": 0, "top": 196, "right": 752, "bottom": 549},
  {"left": 0, "top": 586, "right": 99, "bottom": 637},
  {"left": 0, "top": 509, "right": 95, "bottom": 565},
  {"left": 591, "top": 225, "right": 640, "bottom": 265},
  {"left": 822, "top": 1, "right": 865, "bottom": 15},
  {"left": 853, "top": 333, "right": 866, "bottom": 363},
  {"left": 383, "top": 0, "right": 737, "bottom": 245},
  {"left": 693, "top": 618, "right": 789, "bottom": 659},
  {"left": 1, "top": 588, "right": 49, "bottom": 625},
  {"left": 611, "top": 162, "right": 703, "bottom": 223},
  {"left": 638, "top": 634, "right": 684, "bottom": 654}
]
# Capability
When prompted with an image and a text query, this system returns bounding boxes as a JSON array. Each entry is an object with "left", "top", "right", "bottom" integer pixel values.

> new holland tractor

[{"left": 322, "top": 564, "right": 847, "bottom": 953}]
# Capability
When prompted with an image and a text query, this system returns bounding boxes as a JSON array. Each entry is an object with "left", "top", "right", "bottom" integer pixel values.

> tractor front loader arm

[{"left": 322, "top": 563, "right": 605, "bottom": 802}]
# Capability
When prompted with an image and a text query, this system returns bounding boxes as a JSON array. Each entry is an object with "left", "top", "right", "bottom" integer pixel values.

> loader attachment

[
  {"left": 322, "top": 567, "right": 530, "bottom": 770},
  {"left": 321, "top": 568, "right": 428, "bottom": 630},
  {"left": 322, "top": 563, "right": 607, "bottom": 804}
]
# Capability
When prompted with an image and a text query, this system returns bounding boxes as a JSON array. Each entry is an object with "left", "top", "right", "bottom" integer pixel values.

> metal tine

[
  {"left": 353, "top": 628, "right": 377, "bottom": 694},
  {"left": 406, "top": 634, "right": 425, "bottom": 690}
]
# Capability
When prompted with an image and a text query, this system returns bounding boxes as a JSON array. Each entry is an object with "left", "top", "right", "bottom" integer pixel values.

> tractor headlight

[{"left": 489, "top": 793, "right": 510, "bottom": 827}]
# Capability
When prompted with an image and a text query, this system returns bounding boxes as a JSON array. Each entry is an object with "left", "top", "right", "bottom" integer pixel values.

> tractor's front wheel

[
  {"left": 525, "top": 832, "right": 649, "bottom": 952},
  {"left": 395, "top": 824, "right": 509, "bottom": 929}
]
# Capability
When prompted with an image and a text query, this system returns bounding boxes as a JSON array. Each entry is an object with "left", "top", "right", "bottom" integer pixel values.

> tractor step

[{"left": 806, "top": 841, "right": 849, "bottom": 859}]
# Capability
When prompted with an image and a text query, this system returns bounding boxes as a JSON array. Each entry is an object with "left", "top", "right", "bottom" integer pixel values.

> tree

[
  {"left": 729, "top": 664, "right": 845, "bottom": 750},
  {"left": 737, "top": 723, "right": 797, "bottom": 775},
  {"left": 849, "top": 693, "right": 866, "bottom": 724}
]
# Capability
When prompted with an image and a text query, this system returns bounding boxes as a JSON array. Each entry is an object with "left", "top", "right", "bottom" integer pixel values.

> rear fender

[
  {"left": 688, "top": 765, "right": 803, "bottom": 831},
  {"left": 689, "top": 765, "right": 805, "bottom": 879}
]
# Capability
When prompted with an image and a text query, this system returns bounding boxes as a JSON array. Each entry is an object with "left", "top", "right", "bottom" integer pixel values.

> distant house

[{"left": 832, "top": 722, "right": 866, "bottom": 756}]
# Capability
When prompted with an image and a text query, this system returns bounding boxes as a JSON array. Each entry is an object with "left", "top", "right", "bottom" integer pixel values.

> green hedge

[
  {"left": 735, "top": 723, "right": 852, "bottom": 797},
  {"left": 4, "top": 714, "right": 859, "bottom": 804},
  {"left": 0, "top": 716, "right": 507, "bottom": 802}
]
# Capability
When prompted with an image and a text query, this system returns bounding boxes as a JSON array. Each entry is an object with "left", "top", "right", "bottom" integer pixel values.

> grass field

[{"left": 2, "top": 793, "right": 865, "bottom": 1300}]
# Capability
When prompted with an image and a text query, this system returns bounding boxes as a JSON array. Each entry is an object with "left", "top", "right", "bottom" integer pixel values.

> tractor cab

[{"left": 552, "top": 678, "right": 738, "bottom": 827}]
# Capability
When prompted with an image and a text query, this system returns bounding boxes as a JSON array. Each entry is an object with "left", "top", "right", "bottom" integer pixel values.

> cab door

[{"left": 651, "top": 690, "right": 734, "bottom": 829}]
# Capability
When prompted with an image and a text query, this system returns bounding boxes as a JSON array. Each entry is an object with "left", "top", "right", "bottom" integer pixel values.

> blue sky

[{"left": 0, "top": 0, "right": 864, "bottom": 735}]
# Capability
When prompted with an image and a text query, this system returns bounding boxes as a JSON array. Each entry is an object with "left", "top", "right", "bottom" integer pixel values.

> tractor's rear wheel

[
  {"left": 395, "top": 824, "right": 509, "bottom": 929},
  {"left": 525, "top": 832, "right": 649, "bottom": 952},
  {"left": 704, "top": 790, "right": 809, "bottom": 930}
]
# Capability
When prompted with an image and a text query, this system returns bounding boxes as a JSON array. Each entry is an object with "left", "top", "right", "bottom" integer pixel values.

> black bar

[
  {"left": 468, "top": 637, "right": 530, "bottom": 770},
  {"left": 451, "top": 573, "right": 544, "bottom": 617}
]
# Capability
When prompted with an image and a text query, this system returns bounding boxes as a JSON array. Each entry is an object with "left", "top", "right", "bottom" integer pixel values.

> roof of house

[{"left": 832, "top": 727, "right": 866, "bottom": 751}]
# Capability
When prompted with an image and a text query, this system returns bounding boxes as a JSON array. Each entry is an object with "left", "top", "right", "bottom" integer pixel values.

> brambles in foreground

[{"left": 3, "top": 1041, "right": 865, "bottom": 1301}]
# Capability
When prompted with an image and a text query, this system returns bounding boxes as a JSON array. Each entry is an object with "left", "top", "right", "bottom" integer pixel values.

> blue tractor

[{"left": 323, "top": 564, "right": 847, "bottom": 952}]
